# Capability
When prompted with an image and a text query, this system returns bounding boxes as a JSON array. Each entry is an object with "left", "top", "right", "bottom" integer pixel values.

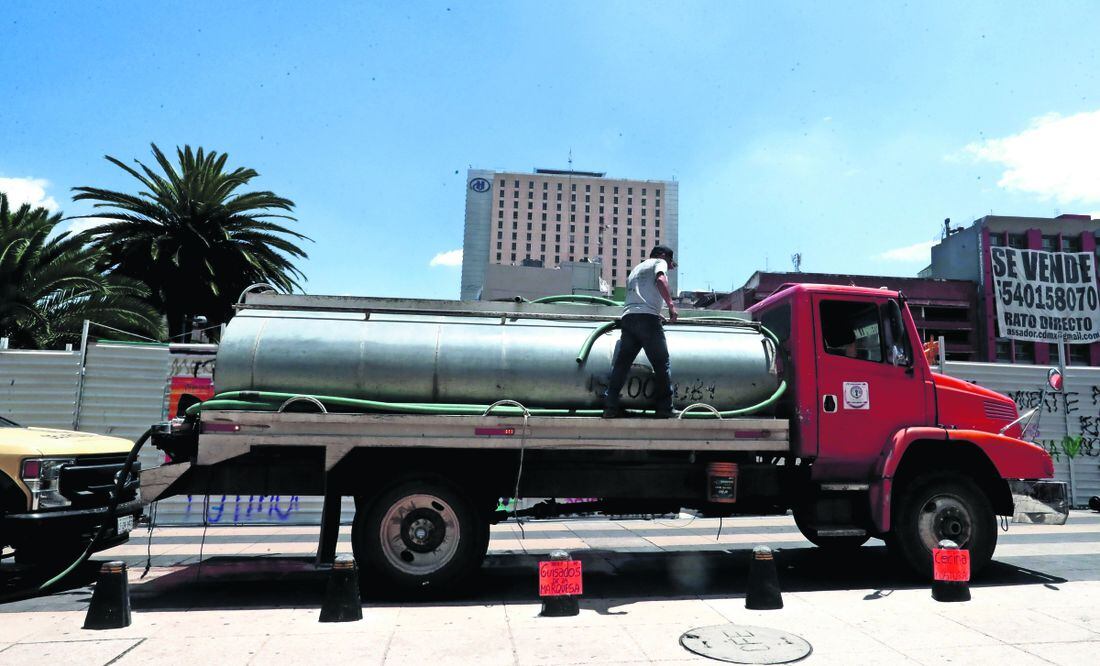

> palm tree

[
  {"left": 72, "top": 144, "right": 310, "bottom": 338},
  {"left": 0, "top": 194, "right": 165, "bottom": 349}
]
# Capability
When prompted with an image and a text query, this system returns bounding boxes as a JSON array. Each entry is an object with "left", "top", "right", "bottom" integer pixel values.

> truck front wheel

[
  {"left": 892, "top": 473, "right": 997, "bottom": 578},
  {"left": 352, "top": 478, "right": 486, "bottom": 595}
]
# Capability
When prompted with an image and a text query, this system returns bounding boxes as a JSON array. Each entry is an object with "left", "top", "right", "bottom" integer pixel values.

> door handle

[{"left": 823, "top": 395, "right": 837, "bottom": 413}]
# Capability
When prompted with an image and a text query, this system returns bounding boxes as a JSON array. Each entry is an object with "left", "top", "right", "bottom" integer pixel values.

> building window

[
  {"left": 1007, "top": 233, "right": 1027, "bottom": 248},
  {"left": 627, "top": 187, "right": 633, "bottom": 195},
  {"left": 1016, "top": 342, "right": 1036, "bottom": 364},
  {"left": 513, "top": 211, "right": 518, "bottom": 219},
  {"left": 557, "top": 183, "right": 562, "bottom": 190},
  {"left": 511, "top": 232, "right": 517, "bottom": 240},
  {"left": 496, "top": 242, "right": 502, "bottom": 249},
  {"left": 1064, "top": 236, "right": 1082, "bottom": 253},
  {"left": 511, "top": 253, "right": 516, "bottom": 261},
  {"left": 599, "top": 185, "right": 604, "bottom": 193},
  {"left": 513, "top": 179, "right": 519, "bottom": 188},
  {"left": 496, "top": 253, "right": 501, "bottom": 261},
  {"left": 1069, "top": 344, "right": 1089, "bottom": 365},
  {"left": 585, "top": 184, "right": 591, "bottom": 192},
  {"left": 614, "top": 186, "right": 619, "bottom": 194},
  {"left": 1041, "top": 235, "right": 1058, "bottom": 252},
  {"left": 528, "top": 181, "right": 534, "bottom": 189},
  {"left": 527, "top": 213, "right": 532, "bottom": 220},
  {"left": 655, "top": 189, "right": 661, "bottom": 197}
]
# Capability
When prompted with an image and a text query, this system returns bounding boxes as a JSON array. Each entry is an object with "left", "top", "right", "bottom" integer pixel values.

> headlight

[{"left": 20, "top": 457, "right": 74, "bottom": 510}]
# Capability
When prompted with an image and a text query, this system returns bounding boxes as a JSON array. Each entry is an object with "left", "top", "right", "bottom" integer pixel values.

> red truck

[{"left": 146, "top": 285, "right": 1067, "bottom": 594}]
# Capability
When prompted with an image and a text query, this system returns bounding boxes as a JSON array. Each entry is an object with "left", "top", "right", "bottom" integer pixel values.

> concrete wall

[{"left": 480, "top": 261, "right": 606, "bottom": 301}]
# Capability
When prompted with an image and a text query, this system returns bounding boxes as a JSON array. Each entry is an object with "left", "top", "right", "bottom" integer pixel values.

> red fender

[{"left": 869, "top": 427, "right": 1054, "bottom": 533}]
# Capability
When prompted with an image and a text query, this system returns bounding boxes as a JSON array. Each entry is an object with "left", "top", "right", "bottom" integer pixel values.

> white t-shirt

[{"left": 622, "top": 258, "right": 669, "bottom": 316}]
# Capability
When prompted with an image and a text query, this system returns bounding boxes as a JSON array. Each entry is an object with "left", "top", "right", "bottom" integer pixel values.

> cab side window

[{"left": 820, "top": 300, "right": 883, "bottom": 362}]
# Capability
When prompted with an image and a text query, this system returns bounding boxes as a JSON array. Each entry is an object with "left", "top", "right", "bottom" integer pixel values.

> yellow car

[{"left": 1, "top": 415, "right": 142, "bottom": 565}]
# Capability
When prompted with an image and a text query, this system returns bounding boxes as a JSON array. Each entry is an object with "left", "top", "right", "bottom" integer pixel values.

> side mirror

[{"left": 1047, "top": 368, "right": 1063, "bottom": 392}]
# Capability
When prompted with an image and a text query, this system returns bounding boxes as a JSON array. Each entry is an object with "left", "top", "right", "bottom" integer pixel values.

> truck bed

[{"left": 194, "top": 409, "right": 790, "bottom": 471}]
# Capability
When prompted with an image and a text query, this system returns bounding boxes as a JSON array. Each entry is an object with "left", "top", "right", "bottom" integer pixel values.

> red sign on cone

[
  {"left": 538, "top": 559, "right": 583, "bottom": 597},
  {"left": 933, "top": 547, "right": 970, "bottom": 582}
]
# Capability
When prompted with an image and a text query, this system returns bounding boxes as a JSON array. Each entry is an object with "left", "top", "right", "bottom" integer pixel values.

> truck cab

[{"left": 751, "top": 284, "right": 1066, "bottom": 574}]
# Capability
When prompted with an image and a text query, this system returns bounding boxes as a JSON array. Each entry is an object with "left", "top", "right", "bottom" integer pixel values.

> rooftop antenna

[{"left": 791, "top": 252, "right": 802, "bottom": 272}]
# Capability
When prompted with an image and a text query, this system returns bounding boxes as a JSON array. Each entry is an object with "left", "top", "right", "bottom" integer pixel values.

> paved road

[{"left": 2, "top": 511, "right": 1099, "bottom": 665}]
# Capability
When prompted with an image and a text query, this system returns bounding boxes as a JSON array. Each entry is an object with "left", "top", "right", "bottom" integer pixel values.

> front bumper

[
  {"left": 1010, "top": 480, "right": 1070, "bottom": 525},
  {"left": 1, "top": 498, "right": 143, "bottom": 551}
]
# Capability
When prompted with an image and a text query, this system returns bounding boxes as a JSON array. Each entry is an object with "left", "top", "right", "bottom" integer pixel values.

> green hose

[
  {"left": 575, "top": 321, "right": 620, "bottom": 364},
  {"left": 531, "top": 294, "right": 621, "bottom": 306}
]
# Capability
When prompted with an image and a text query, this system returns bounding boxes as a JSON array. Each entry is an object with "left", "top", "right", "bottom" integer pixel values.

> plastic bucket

[{"left": 706, "top": 462, "right": 739, "bottom": 503}]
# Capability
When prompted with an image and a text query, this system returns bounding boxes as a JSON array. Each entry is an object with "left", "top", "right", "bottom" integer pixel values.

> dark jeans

[{"left": 603, "top": 314, "right": 673, "bottom": 412}]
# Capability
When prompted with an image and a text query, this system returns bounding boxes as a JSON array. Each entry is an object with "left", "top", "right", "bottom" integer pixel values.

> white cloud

[
  {"left": 876, "top": 239, "right": 935, "bottom": 263},
  {"left": 965, "top": 109, "right": 1100, "bottom": 205},
  {"left": 0, "top": 176, "right": 60, "bottom": 211},
  {"left": 65, "top": 217, "right": 113, "bottom": 235},
  {"left": 429, "top": 248, "right": 463, "bottom": 267}
]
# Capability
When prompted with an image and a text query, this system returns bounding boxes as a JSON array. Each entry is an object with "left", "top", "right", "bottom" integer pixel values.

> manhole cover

[{"left": 680, "top": 624, "right": 812, "bottom": 664}]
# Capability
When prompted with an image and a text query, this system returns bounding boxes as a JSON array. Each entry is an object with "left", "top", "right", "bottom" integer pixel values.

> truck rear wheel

[
  {"left": 892, "top": 473, "right": 997, "bottom": 578},
  {"left": 352, "top": 478, "right": 486, "bottom": 595}
]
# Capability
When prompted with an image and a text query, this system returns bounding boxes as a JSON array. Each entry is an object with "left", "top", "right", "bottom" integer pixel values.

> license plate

[{"left": 116, "top": 514, "right": 134, "bottom": 535}]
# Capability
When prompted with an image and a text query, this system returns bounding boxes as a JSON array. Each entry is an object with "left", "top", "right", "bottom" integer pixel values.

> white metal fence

[{"left": 937, "top": 360, "right": 1100, "bottom": 507}]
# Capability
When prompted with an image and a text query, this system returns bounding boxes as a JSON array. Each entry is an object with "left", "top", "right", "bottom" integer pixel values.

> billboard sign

[{"left": 990, "top": 246, "right": 1100, "bottom": 344}]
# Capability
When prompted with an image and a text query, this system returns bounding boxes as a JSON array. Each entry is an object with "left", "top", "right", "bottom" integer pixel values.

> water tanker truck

[{"left": 144, "top": 285, "right": 1068, "bottom": 594}]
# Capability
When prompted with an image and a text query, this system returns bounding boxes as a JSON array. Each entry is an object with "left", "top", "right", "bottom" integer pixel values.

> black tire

[
  {"left": 352, "top": 478, "right": 486, "bottom": 595},
  {"left": 891, "top": 473, "right": 997, "bottom": 578},
  {"left": 793, "top": 509, "right": 871, "bottom": 549}
]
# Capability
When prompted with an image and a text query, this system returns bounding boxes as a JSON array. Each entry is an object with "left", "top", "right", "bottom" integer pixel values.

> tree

[
  {"left": 72, "top": 144, "right": 310, "bottom": 338},
  {"left": 0, "top": 194, "right": 165, "bottom": 349}
]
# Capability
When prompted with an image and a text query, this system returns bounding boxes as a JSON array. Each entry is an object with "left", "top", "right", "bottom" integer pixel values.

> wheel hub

[
  {"left": 919, "top": 496, "right": 972, "bottom": 549},
  {"left": 379, "top": 493, "right": 461, "bottom": 576},
  {"left": 401, "top": 509, "right": 446, "bottom": 553}
]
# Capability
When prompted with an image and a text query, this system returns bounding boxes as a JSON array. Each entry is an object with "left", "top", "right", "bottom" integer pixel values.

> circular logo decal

[{"left": 468, "top": 177, "right": 491, "bottom": 193}]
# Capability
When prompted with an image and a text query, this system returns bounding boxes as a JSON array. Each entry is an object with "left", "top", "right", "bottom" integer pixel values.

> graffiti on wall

[
  {"left": 1006, "top": 387, "right": 1100, "bottom": 461},
  {"left": 183, "top": 494, "right": 301, "bottom": 524}
]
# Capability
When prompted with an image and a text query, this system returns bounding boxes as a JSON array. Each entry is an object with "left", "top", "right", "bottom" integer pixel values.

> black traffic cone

[
  {"left": 319, "top": 554, "right": 363, "bottom": 622},
  {"left": 83, "top": 561, "right": 132, "bottom": 630},
  {"left": 931, "top": 540, "right": 971, "bottom": 603},
  {"left": 539, "top": 550, "right": 580, "bottom": 617},
  {"left": 745, "top": 545, "right": 783, "bottom": 610}
]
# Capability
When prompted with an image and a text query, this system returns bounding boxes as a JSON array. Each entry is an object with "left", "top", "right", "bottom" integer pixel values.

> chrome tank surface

[{"left": 215, "top": 303, "right": 780, "bottom": 410}]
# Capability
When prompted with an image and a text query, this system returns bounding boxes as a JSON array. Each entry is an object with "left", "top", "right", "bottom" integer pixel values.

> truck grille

[
  {"left": 59, "top": 455, "right": 141, "bottom": 509},
  {"left": 983, "top": 400, "right": 1017, "bottom": 421}
]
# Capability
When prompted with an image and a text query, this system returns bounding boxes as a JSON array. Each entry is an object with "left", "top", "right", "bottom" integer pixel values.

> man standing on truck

[{"left": 603, "top": 245, "right": 678, "bottom": 418}]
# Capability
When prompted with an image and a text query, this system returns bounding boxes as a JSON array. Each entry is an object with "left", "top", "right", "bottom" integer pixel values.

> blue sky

[{"left": 3, "top": 1, "right": 1100, "bottom": 298}]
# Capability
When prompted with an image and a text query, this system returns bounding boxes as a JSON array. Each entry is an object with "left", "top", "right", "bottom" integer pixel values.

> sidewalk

[{"left": 1, "top": 511, "right": 1098, "bottom": 665}]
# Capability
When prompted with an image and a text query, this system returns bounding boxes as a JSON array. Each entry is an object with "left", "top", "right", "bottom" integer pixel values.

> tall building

[
  {"left": 924, "top": 213, "right": 1100, "bottom": 365},
  {"left": 461, "top": 168, "right": 678, "bottom": 300}
]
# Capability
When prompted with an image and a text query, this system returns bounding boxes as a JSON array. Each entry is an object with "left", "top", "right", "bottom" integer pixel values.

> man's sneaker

[{"left": 602, "top": 406, "right": 625, "bottom": 418}]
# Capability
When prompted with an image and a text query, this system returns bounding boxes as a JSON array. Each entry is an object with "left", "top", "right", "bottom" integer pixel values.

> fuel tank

[{"left": 215, "top": 295, "right": 780, "bottom": 410}]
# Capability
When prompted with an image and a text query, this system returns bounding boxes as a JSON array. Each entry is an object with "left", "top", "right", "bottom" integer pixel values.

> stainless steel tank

[{"left": 215, "top": 296, "right": 780, "bottom": 410}]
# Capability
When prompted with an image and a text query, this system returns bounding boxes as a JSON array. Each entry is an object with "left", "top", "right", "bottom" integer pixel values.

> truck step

[{"left": 813, "top": 527, "right": 867, "bottom": 538}]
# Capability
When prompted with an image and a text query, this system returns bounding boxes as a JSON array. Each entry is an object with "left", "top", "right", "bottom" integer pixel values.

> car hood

[{"left": 1, "top": 427, "right": 135, "bottom": 457}]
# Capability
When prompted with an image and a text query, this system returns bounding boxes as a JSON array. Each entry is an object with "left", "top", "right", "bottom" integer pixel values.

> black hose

[{"left": 0, "top": 428, "right": 151, "bottom": 603}]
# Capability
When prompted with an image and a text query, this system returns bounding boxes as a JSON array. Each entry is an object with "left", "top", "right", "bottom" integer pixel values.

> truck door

[{"left": 813, "top": 295, "right": 926, "bottom": 480}]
